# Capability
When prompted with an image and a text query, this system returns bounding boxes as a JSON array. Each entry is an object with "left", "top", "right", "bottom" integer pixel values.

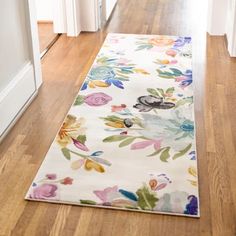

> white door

[{"left": 0, "top": 0, "right": 42, "bottom": 141}]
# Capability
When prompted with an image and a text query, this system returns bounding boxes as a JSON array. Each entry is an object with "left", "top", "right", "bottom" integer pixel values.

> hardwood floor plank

[{"left": 49, "top": 205, "right": 72, "bottom": 236}]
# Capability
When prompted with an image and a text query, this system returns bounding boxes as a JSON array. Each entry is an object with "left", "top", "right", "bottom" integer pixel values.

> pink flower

[
  {"left": 153, "top": 140, "right": 162, "bottom": 150},
  {"left": 94, "top": 186, "right": 121, "bottom": 203},
  {"left": 175, "top": 76, "right": 186, "bottom": 82},
  {"left": 46, "top": 174, "right": 57, "bottom": 180},
  {"left": 117, "top": 58, "right": 130, "bottom": 65},
  {"left": 111, "top": 104, "right": 126, "bottom": 112},
  {"left": 170, "top": 60, "right": 178, "bottom": 64},
  {"left": 84, "top": 93, "right": 112, "bottom": 106},
  {"left": 30, "top": 184, "right": 57, "bottom": 199},
  {"left": 60, "top": 177, "right": 73, "bottom": 185},
  {"left": 109, "top": 38, "right": 119, "bottom": 44},
  {"left": 131, "top": 139, "right": 162, "bottom": 150},
  {"left": 166, "top": 49, "right": 177, "bottom": 57},
  {"left": 72, "top": 138, "right": 89, "bottom": 151}
]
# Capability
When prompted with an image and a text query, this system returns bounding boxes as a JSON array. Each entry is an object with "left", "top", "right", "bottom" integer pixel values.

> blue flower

[
  {"left": 89, "top": 66, "right": 116, "bottom": 81},
  {"left": 174, "top": 37, "right": 191, "bottom": 48}
]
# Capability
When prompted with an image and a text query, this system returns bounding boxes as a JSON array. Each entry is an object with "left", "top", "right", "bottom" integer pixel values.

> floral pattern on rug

[
  {"left": 26, "top": 33, "right": 199, "bottom": 217},
  {"left": 81, "top": 55, "right": 149, "bottom": 90},
  {"left": 101, "top": 109, "right": 194, "bottom": 161},
  {"left": 57, "top": 114, "right": 111, "bottom": 173}
]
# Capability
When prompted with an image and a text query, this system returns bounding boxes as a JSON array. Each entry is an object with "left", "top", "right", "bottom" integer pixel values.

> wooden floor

[
  {"left": 37, "top": 23, "right": 58, "bottom": 53},
  {"left": 1, "top": 0, "right": 236, "bottom": 235}
]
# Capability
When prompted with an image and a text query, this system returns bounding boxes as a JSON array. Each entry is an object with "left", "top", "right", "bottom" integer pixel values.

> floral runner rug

[{"left": 26, "top": 33, "right": 199, "bottom": 217}]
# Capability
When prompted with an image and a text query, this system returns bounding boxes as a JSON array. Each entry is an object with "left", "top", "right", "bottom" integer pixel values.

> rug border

[{"left": 25, "top": 197, "right": 200, "bottom": 218}]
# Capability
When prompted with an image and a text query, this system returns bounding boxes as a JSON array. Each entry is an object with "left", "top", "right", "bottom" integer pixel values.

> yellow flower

[
  {"left": 57, "top": 115, "right": 86, "bottom": 147},
  {"left": 105, "top": 121, "right": 125, "bottom": 128},
  {"left": 134, "top": 68, "right": 150, "bottom": 75},
  {"left": 188, "top": 166, "right": 198, "bottom": 187},
  {"left": 84, "top": 159, "right": 105, "bottom": 173},
  {"left": 149, "top": 37, "right": 174, "bottom": 47}
]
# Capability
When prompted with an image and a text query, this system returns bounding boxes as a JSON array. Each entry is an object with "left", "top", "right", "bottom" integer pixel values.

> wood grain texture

[{"left": 1, "top": 0, "right": 236, "bottom": 235}]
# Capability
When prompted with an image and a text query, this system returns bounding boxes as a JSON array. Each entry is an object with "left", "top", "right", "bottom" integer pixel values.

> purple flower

[
  {"left": 84, "top": 92, "right": 112, "bottom": 106},
  {"left": 30, "top": 184, "right": 58, "bottom": 199},
  {"left": 46, "top": 174, "right": 57, "bottom": 180},
  {"left": 72, "top": 138, "right": 89, "bottom": 151},
  {"left": 184, "top": 195, "right": 198, "bottom": 215},
  {"left": 174, "top": 37, "right": 191, "bottom": 47}
]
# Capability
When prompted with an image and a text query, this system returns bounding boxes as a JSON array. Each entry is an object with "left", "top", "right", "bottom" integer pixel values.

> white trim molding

[
  {"left": 28, "top": 0, "right": 43, "bottom": 89},
  {"left": 0, "top": 63, "right": 37, "bottom": 141}
]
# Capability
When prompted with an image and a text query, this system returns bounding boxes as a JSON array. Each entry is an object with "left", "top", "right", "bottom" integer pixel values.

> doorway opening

[{"left": 35, "top": 0, "right": 61, "bottom": 58}]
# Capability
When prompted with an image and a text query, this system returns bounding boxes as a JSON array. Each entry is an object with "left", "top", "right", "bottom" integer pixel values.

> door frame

[
  {"left": 27, "top": 0, "right": 81, "bottom": 90},
  {"left": 28, "top": 0, "right": 42, "bottom": 89}
]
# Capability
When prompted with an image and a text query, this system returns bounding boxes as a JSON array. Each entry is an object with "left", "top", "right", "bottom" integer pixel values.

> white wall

[
  {"left": 207, "top": 0, "right": 229, "bottom": 35},
  {"left": 207, "top": 0, "right": 236, "bottom": 56},
  {"left": 0, "top": 0, "right": 31, "bottom": 91},
  {"left": 35, "top": 0, "right": 53, "bottom": 21}
]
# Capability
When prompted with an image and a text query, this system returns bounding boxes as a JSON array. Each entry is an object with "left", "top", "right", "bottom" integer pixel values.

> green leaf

[
  {"left": 169, "top": 68, "right": 183, "bottom": 76},
  {"left": 101, "top": 115, "right": 123, "bottom": 122},
  {"left": 118, "top": 69, "right": 133, "bottom": 74},
  {"left": 74, "top": 95, "right": 84, "bottom": 106},
  {"left": 76, "top": 135, "right": 86, "bottom": 145},
  {"left": 61, "top": 148, "right": 71, "bottom": 160},
  {"left": 166, "top": 87, "right": 175, "bottom": 94},
  {"left": 160, "top": 147, "right": 171, "bottom": 162},
  {"left": 136, "top": 44, "right": 153, "bottom": 51},
  {"left": 97, "top": 56, "right": 109, "bottom": 64},
  {"left": 147, "top": 88, "right": 159, "bottom": 96},
  {"left": 175, "top": 96, "right": 193, "bottom": 108},
  {"left": 103, "top": 135, "right": 129, "bottom": 143},
  {"left": 136, "top": 184, "right": 158, "bottom": 210},
  {"left": 80, "top": 200, "right": 97, "bottom": 205},
  {"left": 156, "top": 88, "right": 165, "bottom": 97},
  {"left": 147, "top": 147, "right": 165, "bottom": 157},
  {"left": 119, "top": 137, "right": 137, "bottom": 147},
  {"left": 156, "top": 69, "right": 174, "bottom": 78},
  {"left": 173, "top": 143, "right": 192, "bottom": 160}
]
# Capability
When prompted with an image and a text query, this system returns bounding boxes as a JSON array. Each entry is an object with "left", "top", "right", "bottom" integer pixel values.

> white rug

[{"left": 26, "top": 33, "right": 199, "bottom": 217}]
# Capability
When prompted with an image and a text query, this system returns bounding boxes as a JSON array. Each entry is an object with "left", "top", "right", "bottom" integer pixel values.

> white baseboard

[{"left": 0, "top": 62, "right": 37, "bottom": 142}]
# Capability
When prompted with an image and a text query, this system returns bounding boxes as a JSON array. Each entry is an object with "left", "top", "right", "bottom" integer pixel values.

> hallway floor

[{"left": 0, "top": 0, "right": 236, "bottom": 235}]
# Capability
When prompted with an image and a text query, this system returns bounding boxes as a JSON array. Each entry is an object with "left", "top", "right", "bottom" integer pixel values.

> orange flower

[
  {"left": 57, "top": 115, "right": 86, "bottom": 147},
  {"left": 60, "top": 177, "right": 73, "bottom": 185},
  {"left": 149, "top": 37, "right": 174, "bottom": 47}
]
